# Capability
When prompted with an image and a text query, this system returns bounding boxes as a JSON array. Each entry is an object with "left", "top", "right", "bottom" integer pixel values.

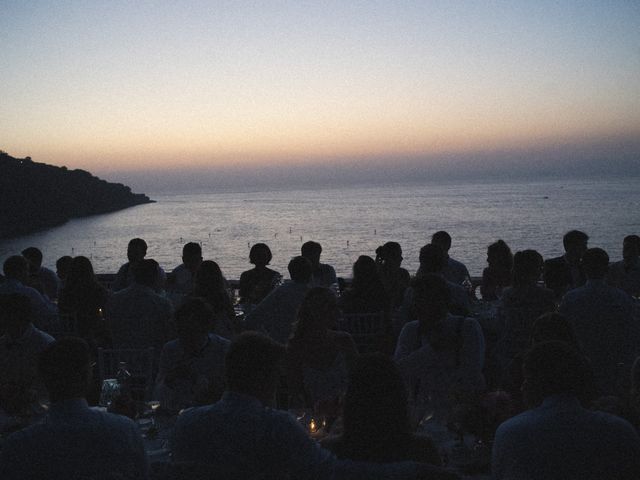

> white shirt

[{"left": 155, "top": 333, "right": 230, "bottom": 411}]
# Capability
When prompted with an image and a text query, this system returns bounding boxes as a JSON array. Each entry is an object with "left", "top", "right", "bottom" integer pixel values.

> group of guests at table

[{"left": 0, "top": 229, "right": 639, "bottom": 479}]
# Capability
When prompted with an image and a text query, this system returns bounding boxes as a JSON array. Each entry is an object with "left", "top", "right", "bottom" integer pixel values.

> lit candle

[{"left": 309, "top": 418, "right": 317, "bottom": 433}]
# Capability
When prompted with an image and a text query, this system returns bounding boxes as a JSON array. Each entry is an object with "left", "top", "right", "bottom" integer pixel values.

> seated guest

[
  {"left": 431, "top": 231, "right": 470, "bottom": 286},
  {"left": 340, "top": 255, "right": 390, "bottom": 315},
  {"left": 492, "top": 341, "right": 640, "bottom": 480},
  {"left": 155, "top": 298, "right": 230, "bottom": 412},
  {"left": 607, "top": 234, "right": 640, "bottom": 297},
  {"left": 0, "top": 337, "right": 148, "bottom": 480},
  {"left": 404, "top": 244, "right": 470, "bottom": 320},
  {"left": 496, "top": 250, "right": 556, "bottom": 360},
  {"left": 302, "top": 241, "right": 338, "bottom": 287},
  {"left": 0, "top": 294, "right": 54, "bottom": 414},
  {"left": 112, "top": 237, "right": 166, "bottom": 292},
  {"left": 375, "top": 242, "right": 410, "bottom": 309},
  {"left": 168, "top": 242, "right": 203, "bottom": 294},
  {"left": 21, "top": 247, "right": 59, "bottom": 301},
  {"left": 105, "top": 259, "right": 173, "bottom": 353},
  {"left": 286, "top": 288, "right": 357, "bottom": 408},
  {"left": 559, "top": 248, "right": 637, "bottom": 395},
  {"left": 322, "top": 353, "right": 441, "bottom": 466},
  {"left": 0, "top": 255, "right": 57, "bottom": 326},
  {"left": 244, "top": 256, "right": 312, "bottom": 344},
  {"left": 191, "top": 260, "right": 236, "bottom": 339},
  {"left": 480, "top": 240, "right": 513, "bottom": 301},
  {"left": 172, "top": 332, "right": 432, "bottom": 479},
  {"left": 544, "top": 229, "right": 588, "bottom": 299},
  {"left": 395, "top": 274, "right": 485, "bottom": 422},
  {"left": 239, "top": 243, "right": 281, "bottom": 305},
  {"left": 58, "top": 256, "right": 109, "bottom": 342},
  {"left": 54, "top": 255, "right": 73, "bottom": 298}
]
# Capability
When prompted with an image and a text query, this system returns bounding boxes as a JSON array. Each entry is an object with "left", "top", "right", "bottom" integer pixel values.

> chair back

[
  {"left": 97, "top": 347, "right": 155, "bottom": 400},
  {"left": 336, "top": 311, "right": 386, "bottom": 354}
]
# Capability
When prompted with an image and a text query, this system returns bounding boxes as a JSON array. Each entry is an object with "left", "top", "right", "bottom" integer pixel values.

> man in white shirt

[
  {"left": 21, "top": 247, "right": 59, "bottom": 301},
  {"left": 302, "top": 241, "right": 338, "bottom": 287},
  {"left": 0, "top": 256, "right": 57, "bottom": 327},
  {"left": 106, "top": 259, "right": 173, "bottom": 353},
  {"left": 168, "top": 241, "right": 203, "bottom": 294},
  {"left": 0, "top": 337, "right": 148, "bottom": 480},
  {"left": 492, "top": 341, "right": 640, "bottom": 480},
  {"left": 155, "top": 298, "right": 230, "bottom": 412},
  {"left": 0, "top": 294, "right": 55, "bottom": 414},
  {"left": 172, "top": 332, "right": 447, "bottom": 479},
  {"left": 431, "top": 231, "right": 471, "bottom": 286},
  {"left": 244, "top": 256, "right": 312, "bottom": 343}
]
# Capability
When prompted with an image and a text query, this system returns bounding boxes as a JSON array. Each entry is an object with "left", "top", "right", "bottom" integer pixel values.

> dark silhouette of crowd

[{"left": 0, "top": 230, "right": 639, "bottom": 479}]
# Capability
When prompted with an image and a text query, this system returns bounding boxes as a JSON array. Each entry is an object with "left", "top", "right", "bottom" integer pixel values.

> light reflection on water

[{"left": 1, "top": 178, "right": 638, "bottom": 279}]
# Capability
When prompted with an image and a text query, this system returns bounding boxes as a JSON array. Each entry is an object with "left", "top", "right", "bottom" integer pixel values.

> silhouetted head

[
  {"left": 292, "top": 287, "right": 339, "bottom": 340},
  {"left": 301, "top": 241, "right": 322, "bottom": 268},
  {"left": 512, "top": 250, "right": 544, "bottom": 287},
  {"left": 288, "top": 256, "right": 312, "bottom": 284},
  {"left": 411, "top": 273, "right": 450, "bottom": 322},
  {"left": 0, "top": 294, "right": 33, "bottom": 338},
  {"left": 55, "top": 256, "right": 73, "bottom": 281},
  {"left": 194, "top": 260, "right": 226, "bottom": 291},
  {"left": 126, "top": 238, "right": 147, "bottom": 263},
  {"left": 352, "top": 255, "right": 379, "bottom": 284},
  {"left": 67, "top": 256, "right": 96, "bottom": 286},
  {"left": 132, "top": 259, "right": 159, "bottom": 287},
  {"left": 531, "top": 312, "right": 578, "bottom": 348},
  {"left": 581, "top": 248, "right": 609, "bottom": 280},
  {"left": 487, "top": 240, "right": 513, "bottom": 271},
  {"left": 249, "top": 243, "right": 272, "bottom": 267},
  {"left": 431, "top": 231, "right": 452, "bottom": 253},
  {"left": 375, "top": 242, "right": 403, "bottom": 268},
  {"left": 22, "top": 247, "right": 43, "bottom": 273},
  {"left": 343, "top": 353, "right": 411, "bottom": 442},
  {"left": 522, "top": 341, "right": 590, "bottom": 407},
  {"left": 623, "top": 235, "right": 640, "bottom": 262},
  {"left": 418, "top": 243, "right": 446, "bottom": 274},
  {"left": 174, "top": 297, "right": 214, "bottom": 348},
  {"left": 39, "top": 337, "right": 92, "bottom": 403},
  {"left": 182, "top": 242, "right": 203, "bottom": 271},
  {"left": 224, "top": 332, "right": 285, "bottom": 405},
  {"left": 562, "top": 230, "right": 588, "bottom": 262},
  {"left": 3, "top": 255, "right": 29, "bottom": 283}
]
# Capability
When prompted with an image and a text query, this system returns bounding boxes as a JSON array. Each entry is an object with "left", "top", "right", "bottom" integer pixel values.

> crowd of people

[{"left": 0, "top": 230, "right": 639, "bottom": 479}]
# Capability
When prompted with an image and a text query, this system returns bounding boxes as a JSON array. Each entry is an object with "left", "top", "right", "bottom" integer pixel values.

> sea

[{"left": 1, "top": 176, "right": 638, "bottom": 279}]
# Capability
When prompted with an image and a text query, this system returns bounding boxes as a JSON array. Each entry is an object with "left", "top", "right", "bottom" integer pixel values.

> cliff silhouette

[{"left": 0, "top": 151, "right": 154, "bottom": 238}]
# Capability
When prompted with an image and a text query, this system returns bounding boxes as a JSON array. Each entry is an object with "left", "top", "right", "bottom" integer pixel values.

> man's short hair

[
  {"left": 288, "top": 256, "right": 312, "bottom": 283},
  {"left": 132, "top": 259, "right": 159, "bottom": 286},
  {"left": 3, "top": 255, "right": 28, "bottom": 279},
  {"left": 224, "top": 332, "right": 285, "bottom": 394},
  {"left": 431, "top": 231, "right": 452, "bottom": 251},
  {"left": 249, "top": 243, "right": 272, "bottom": 265},
  {"left": 624, "top": 235, "right": 640, "bottom": 251},
  {"left": 523, "top": 341, "right": 589, "bottom": 405},
  {"left": 39, "top": 337, "right": 92, "bottom": 401},
  {"left": 301, "top": 241, "right": 322, "bottom": 258},
  {"left": 581, "top": 248, "right": 609, "bottom": 279},
  {"left": 513, "top": 249, "right": 544, "bottom": 285},
  {"left": 418, "top": 244, "right": 446, "bottom": 273},
  {"left": 128, "top": 238, "right": 148, "bottom": 254},
  {"left": 182, "top": 242, "right": 202, "bottom": 258},
  {"left": 563, "top": 230, "right": 588, "bottom": 250},
  {"left": 175, "top": 297, "right": 214, "bottom": 335},
  {"left": 21, "top": 247, "right": 43, "bottom": 266}
]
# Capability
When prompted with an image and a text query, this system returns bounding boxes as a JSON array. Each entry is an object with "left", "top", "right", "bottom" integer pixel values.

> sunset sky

[{"left": 2, "top": 1, "right": 639, "bottom": 186}]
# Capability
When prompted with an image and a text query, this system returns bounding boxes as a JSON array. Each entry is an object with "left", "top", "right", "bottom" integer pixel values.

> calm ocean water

[{"left": 1, "top": 177, "right": 638, "bottom": 279}]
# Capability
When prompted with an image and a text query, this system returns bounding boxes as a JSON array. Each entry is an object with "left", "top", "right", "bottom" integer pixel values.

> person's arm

[{"left": 457, "top": 318, "right": 485, "bottom": 390}]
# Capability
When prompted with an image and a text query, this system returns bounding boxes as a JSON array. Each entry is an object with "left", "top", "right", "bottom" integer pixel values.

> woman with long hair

[
  {"left": 481, "top": 240, "right": 513, "bottom": 300},
  {"left": 286, "top": 287, "right": 357, "bottom": 409},
  {"left": 321, "top": 353, "right": 441, "bottom": 465},
  {"left": 191, "top": 260, "right": 236, "bottom": 339},
  {"left": 339, "top": 255, "right": 390, "bottom": 315},
  {"left": 375, "top": 242, "right": 410, "bottom": 309},
  {"left": 58, "top": 256, "right": 109, "bottom": 343},
  {"left": 238, "top": 243, "right": 281, "bottom": 305}
]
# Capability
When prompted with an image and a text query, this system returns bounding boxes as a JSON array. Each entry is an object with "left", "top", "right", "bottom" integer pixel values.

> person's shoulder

[
  {"left": 32, "top": 326, "right": 55, "bottom": 345},
  {"left": 544, "top": 256, "right": 565, "bottom": 268},
  {"left": 587, "top": 409, "right": 640, "bottom": 438},
  {"left": 209, "top": 333, "right": 231, "bottom": 349},
  {"left": 399, "top": 320, "right": 419, "bottom": 335},
  {"left": 495, "top": 408, "right": 538, "bottom": 438}
]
